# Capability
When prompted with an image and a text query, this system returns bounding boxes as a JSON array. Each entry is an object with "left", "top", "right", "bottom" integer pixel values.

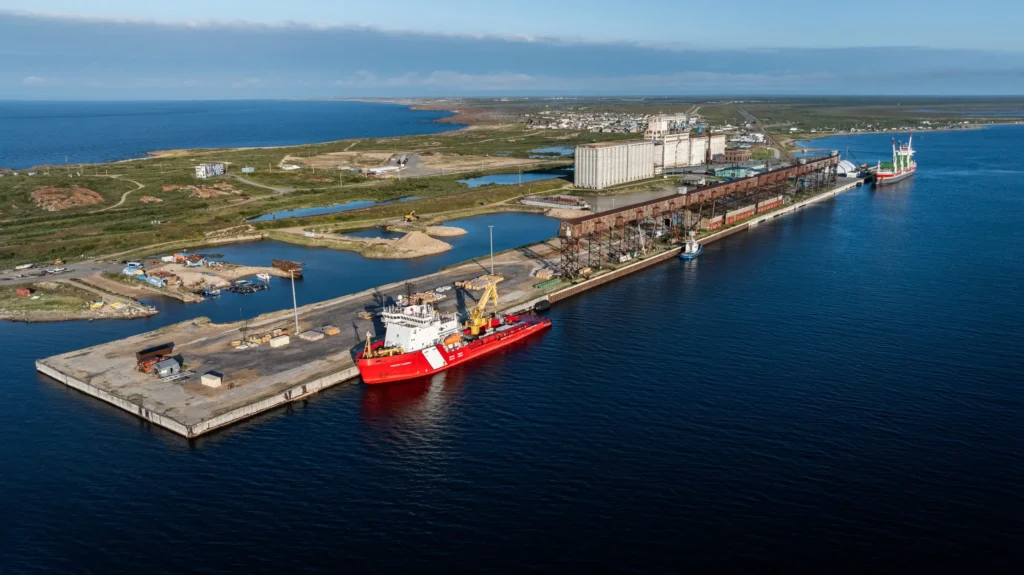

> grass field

[
  {"left": 0, "top": 125, "right": 591, "bottom": 267},
  {"left": 0, "top": 282, "right": 94, "bottom": 313}
]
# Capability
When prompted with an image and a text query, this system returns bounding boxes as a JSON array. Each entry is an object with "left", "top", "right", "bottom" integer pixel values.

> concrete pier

[{"left": 36, "top": 178, "right": 865, "bottom": 438}]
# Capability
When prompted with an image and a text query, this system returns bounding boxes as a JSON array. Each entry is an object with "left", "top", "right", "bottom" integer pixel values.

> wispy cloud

[{"left": 3, "top": 10, "right": 1024, "bottom": 98}]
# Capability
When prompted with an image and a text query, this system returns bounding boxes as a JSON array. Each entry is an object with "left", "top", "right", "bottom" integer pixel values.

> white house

[{"left": 195, "top": 163, "right": 225, "bottom": 179}]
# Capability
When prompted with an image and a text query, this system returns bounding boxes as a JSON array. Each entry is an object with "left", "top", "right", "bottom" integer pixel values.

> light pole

[
  {"left": 489, "top": 225, "right": 494, "bottom": 275},
  {"left": 290, "top": 270, "right": 299, "bottom": 334}
]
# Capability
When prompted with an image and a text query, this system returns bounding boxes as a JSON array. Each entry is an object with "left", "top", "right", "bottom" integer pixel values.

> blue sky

[
  {"left": 2, "top": 4, "right": 1023, "bottom": 98},
  {"left": 2, "top": 0, "right": 1019, "bottom": 50}
]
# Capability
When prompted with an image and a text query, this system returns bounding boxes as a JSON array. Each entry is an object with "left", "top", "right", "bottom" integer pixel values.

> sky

[{"left": 2, "top": 2, "right": 1024, "bottom": 98}]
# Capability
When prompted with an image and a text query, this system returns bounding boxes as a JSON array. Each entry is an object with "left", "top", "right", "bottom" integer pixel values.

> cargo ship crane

[{"left": 467, "top": 282, "right": 499, "bottom": 335}]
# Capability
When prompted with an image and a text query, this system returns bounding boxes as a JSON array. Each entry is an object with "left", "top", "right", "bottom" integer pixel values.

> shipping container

[
  {"left": 269, "top": 335, "right": 290, "bottom": 348},
  {"left": 136, "top": 343, "right": 174, "bottom": 362},
  {"left": 201, "top": 373, "right": 223, "bottom": 388}
]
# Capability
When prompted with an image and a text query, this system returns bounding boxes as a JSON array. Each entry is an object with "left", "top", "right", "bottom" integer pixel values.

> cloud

[
  {"left": 3, "top": 10, "right": 1024, "bottom": 98},
  {"left": 335, "top": 71, "right": 539, "bottom": 90},
  {"left": 22, "top": 75, "right": 49, "bottom": 85}
]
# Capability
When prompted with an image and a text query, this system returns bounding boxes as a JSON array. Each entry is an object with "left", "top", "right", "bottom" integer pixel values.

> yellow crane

[
  {"left": 404, "top": 210, "right": 419, "bottom": 222},
  {"left": 363, "top": 331, "right": 403, "bottom": 359},
  {"left": 466, "top": 282, "right": 499, "bottom": 335}
]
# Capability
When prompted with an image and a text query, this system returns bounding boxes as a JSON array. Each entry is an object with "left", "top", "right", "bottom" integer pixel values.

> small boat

[
  {"left": 202, "top": 288, "right": 221, "bottom": 297},
  {"left": 256, "top": 273, "right": 271, "bottom": 282},
  {"left": 679, "top": 232, "right": 703, "bottom": 260}
]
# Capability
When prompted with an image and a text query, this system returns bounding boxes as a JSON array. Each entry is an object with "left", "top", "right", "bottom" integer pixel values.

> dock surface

[{"left": 37, "top": 178, "right": 863, "bottom": 437}]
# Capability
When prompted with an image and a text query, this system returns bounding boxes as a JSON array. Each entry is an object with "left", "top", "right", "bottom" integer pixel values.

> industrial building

[
  {"left": 195, "top": 162, "right": 225, "bottom": 179},
  {"left": 574, "top": 140, "right": 655, "bottom": 190},
  {"left": 574, "top": 115, "right": 726, "bottom": 190}
]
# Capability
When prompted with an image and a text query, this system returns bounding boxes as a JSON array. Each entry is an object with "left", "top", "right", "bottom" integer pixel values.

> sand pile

[
  {"left": 424, "top": 225, "right": 467, "bottom": 237},
  {"left": 31, "top": 186, "right": 104, "bottom": 211},
  {"left": 352, "top": 231, "right": 452, "bottom": 259},
  {"left": 395, "top": 231, "right": 450, "bottom": 253},
  {"left": 162, "top": 183, "right": 242, "bottom": 198}
]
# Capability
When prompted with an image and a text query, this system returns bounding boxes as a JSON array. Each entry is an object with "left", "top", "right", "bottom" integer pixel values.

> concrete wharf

[{"left": 36, "top": 177, "right": 866, "bottom": 438}]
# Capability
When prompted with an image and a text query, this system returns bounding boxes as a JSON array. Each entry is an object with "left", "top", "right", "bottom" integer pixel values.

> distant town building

[
  {"left": 195, "top": 162, "right": 225, "bottom": 179},
  {"left": 722, "top": 149, "right": 753, "bottom": 163}
]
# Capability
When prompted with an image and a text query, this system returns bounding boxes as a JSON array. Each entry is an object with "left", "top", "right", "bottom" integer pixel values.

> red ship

[{"left": 356, "top": 282, "right": 551, "bottom": 384}]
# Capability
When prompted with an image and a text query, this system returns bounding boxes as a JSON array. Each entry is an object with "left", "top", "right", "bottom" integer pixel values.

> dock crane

[{"left": 466, "top": 282, "right": 500, "bottom": 336}]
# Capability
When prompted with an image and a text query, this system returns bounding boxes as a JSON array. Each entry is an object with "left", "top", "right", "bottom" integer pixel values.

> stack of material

[
  {"left": 201, "top": 372, "right": 223, "bottom": 388},
  {"left": 299, "top": 330, "right": 325, "bottom": 342},
  {"left": 356, "top": 311, "right": 374, "bottom": 320},
  {"left": 272, "top": 259, "right": 304, "bottom": 279},
  {"left": 269, "top": 335, "right": 290, "bottom": 348},
  {"left": 321, "top": 324, "right": 341, "bottom": 336},
  {"left": 411, "top": 291, "right": 445, "bottom": 304},
  {"left": 459, "top": 274, "right": 505, "bottom": 290},
  {"left": 534, "top": 269, "right": 554, "bottom": 280}
]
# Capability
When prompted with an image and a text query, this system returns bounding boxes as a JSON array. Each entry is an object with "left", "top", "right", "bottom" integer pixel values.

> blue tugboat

[{"left": 679, "top": 232, "right": 703, "bottom": 260}]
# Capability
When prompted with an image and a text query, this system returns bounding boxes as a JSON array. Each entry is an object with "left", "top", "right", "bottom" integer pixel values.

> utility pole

[
  {"left": 290, "top": 270, "right": 299, "bottom": 334},
  {"left": 489, "top": 225, "right": 495, "bottom": 275}
]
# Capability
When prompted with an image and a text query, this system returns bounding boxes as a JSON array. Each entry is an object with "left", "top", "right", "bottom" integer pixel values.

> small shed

[
  {"left": 154, "top": 357, "right": 182, "bottom": 377},
  {"left": 147, "top": 276, "right": 167, "bottom": 288},
  {"left": 185, "top": 255, "right": 206, "bottom": 267}
]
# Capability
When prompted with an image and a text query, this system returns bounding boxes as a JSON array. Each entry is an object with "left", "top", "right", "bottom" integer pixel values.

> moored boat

[
  {"left": 356, "top": 282, "right": 551, "bottom": 384},
  {"left": 679, "top": 231, "right": 703, "bottom": 260},
  {"left": 876, "top": 133, "right": 917, "bottom": 185}
]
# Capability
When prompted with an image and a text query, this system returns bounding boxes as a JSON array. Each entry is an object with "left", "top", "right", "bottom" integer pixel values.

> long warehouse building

[
  {"left": 575, "top": 133, "right": 726, "bottom": 190},
  {"left": 574, "top": 140, "right": 655, "bottom": 190}
]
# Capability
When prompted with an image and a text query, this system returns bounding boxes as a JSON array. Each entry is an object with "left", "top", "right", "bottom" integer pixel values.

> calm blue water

[
  {"left": 246, "top": 196, "right": 421, "bottom": 222},
  {"left": 1, "top": 127, "right": 1022, "bottom": 572},
  {"left": 530, "top": 145, "right": 574, "bottom": 157},
  {"left": 344, "top": 228, "right": 407, "bottom": 239},
  {"left": 458, "top": 172, "right": 566, "bottom": 188},
  {"left": 0, "top": 100, "right": 460, "bottom": 169},
  {"left": 142, "top": 213, "right": 559, "bottom": 324}
]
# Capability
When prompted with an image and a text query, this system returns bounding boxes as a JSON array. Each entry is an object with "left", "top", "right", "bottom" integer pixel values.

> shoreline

[
  {"left": 782, "top": 123, "right": 997, "bottom": 147},
  {"left": 6, "top": 100, "right": 472, "bottom": 171}
]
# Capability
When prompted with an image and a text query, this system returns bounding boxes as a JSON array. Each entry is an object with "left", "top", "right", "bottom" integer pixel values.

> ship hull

[
  {"left": 875, "top": 168, "right": 916, "bottom": 186},
  {"left": 357, "top": 315, "right": 551, "bottom": 384}
]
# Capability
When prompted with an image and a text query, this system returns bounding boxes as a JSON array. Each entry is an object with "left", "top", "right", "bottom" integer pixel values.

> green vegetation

[
  {"left": 750, "top": 147, "right": 776, "bottom": 161},
  {"left": 0, "top": 282, "right": 94, "bottom": 313},
  {"left": 0, "top": 124, "right": 595, "bottom": 267},
  {"left": 7, "top": 97, "right": 1015, "bottom": 269}
]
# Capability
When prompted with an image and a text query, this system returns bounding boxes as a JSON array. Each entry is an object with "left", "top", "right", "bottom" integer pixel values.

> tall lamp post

[
  {"left": 489, "top": 225, "right": 494, "bottom": 275},
  {"left": 291, "top": 270, "right": 299, "bottom": 334}
]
